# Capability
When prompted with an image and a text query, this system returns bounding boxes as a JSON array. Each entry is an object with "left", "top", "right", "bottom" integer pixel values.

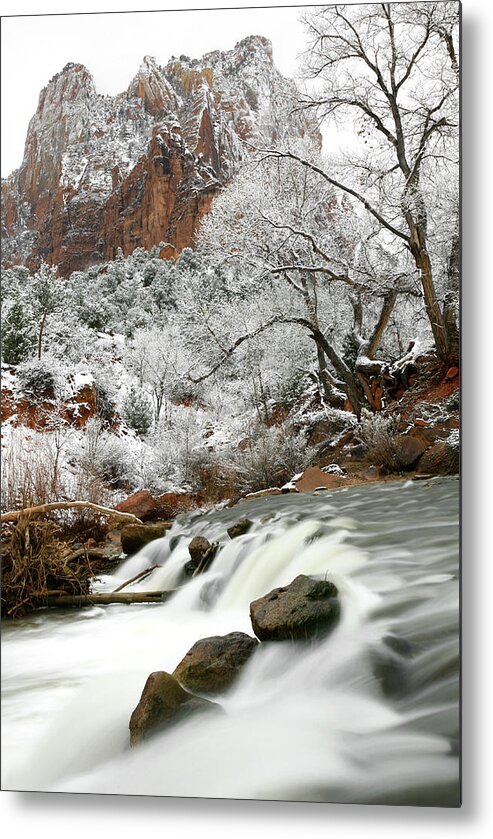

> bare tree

[{"left": 269, "top": 2, "right": 460, "bottom": 362}]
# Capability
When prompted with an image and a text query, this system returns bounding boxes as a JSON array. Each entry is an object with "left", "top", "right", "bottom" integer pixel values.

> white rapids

[{"left": 1, "top": 477, "right": 460, "bottom": 805}]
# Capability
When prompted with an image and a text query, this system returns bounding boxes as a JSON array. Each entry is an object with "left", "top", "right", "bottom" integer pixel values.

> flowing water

[{"left": 1, "top": 477, "right": 460, "bottom": 806}]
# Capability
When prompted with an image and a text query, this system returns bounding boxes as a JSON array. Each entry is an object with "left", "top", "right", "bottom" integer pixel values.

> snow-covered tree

[
  {"left": 191, "top": 139, "right": 417, "bottom": 416},
  {"left": 287, "top": 1, "right": 460, "bottom": 362},
  {"left": 29, "top": 262, "right": 67, "bottom": 359}
]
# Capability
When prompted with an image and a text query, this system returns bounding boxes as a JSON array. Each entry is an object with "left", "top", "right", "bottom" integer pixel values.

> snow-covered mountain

[{"left": 1, "top": 36, "right": 318, "bottom": 276}]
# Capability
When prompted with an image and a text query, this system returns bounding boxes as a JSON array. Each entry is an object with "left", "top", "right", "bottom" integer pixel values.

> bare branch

[{"left": 250, "top": 145, "right": 410, "bottom": 244}]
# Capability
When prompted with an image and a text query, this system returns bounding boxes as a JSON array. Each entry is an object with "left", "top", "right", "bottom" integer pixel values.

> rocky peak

[
  {"left": 18, "top": 62, "right": 99, "bottom": 213},
  {"left": 127, "top": 55, "right": 179, "bottom": 118},
  {"left": 43, "top": 62, "right": 96, "bottom": 105}
]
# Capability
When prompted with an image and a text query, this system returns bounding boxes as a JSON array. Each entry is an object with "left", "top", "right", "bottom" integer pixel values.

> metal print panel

[{"left": 1, "top": 2, "right": 460, "bottom": 806}]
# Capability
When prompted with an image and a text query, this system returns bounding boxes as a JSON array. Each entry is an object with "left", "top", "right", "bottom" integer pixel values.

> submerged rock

[
  {"left": 250, "top": 575, "right": 340, "bottom": 642},
  {"left": 173, "top": 632, "right": 259, "bottom": 695},
  {"left": 129, "top": 671, "right": 218, "bottom": 746},
  {"left": 227, "top": 518, "right": 253, "bottom": 539},
  {"left": 120, "top": 523, "right": 171, "bottom": 555}
]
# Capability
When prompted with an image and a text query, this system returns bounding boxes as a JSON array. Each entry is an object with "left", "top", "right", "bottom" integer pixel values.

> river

[{"left": 1, "top": 476, "right": 460, "bottom": 806}]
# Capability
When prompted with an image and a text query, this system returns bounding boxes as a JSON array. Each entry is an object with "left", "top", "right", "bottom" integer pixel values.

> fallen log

[
  {"left": 31, "top": 590, "right": 175, "bottom": 609},
  {"left": 62, "top": 547, "right": 122, "bottom": 564},
  {"left": 1, "top": 501, "right": 143, "bottom": 525}
]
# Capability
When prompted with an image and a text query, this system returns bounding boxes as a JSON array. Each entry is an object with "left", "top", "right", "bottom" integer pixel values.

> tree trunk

[
  {"left": 37, "top": 312, "right": 47, "bottom": 360},
  {"left": 442, "top": 233, "right": 460, "bottom": 363},
  {"left": 310, "top": 329, "right": 366, "bottom": 417},
  {"left": 367, "top": 289, "right": 398, "bottom": 358},
  {"left": 413, "top": 246, "right": 450, "bottom": 361},
  {"left": 315, "top": 343, "right": 334, "bottom": 403}
]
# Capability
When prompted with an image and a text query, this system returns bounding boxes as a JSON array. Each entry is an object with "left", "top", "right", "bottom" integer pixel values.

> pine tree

[
  {"left": 1, "top": 301, "right": 35, "bottom": 365},
  {"left": 123, "top": 385, "right": 153, "bottom": 437}
]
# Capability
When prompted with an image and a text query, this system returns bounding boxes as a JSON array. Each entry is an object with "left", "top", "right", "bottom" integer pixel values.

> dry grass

[
  {"left": 1, "top": 429, "right": 114, "bottom": 544},
  {"left": 1, "top": 513, "right": 94, "bottom": 619}
]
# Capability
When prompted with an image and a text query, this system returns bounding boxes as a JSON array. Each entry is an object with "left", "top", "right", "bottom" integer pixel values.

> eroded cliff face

[{"left": 2, "top": 37, "right": 318, "bottom": 276}]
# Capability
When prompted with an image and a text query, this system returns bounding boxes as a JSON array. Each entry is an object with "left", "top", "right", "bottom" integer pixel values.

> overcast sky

[{"left": 1, "top": 1, "right": 317, "bottom": 177}]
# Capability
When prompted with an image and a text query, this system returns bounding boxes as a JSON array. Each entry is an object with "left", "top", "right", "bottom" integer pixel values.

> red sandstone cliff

[{"left": 2, "top": 38, "right": 318, "bottom": 276}]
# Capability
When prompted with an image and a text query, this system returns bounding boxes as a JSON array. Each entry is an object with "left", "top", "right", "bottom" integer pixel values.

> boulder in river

[
  {"left": 227, "top": 518, "right": 253, "bottom": 539},
  {"left": 184, "top": 536, "right": 218, "bottom": 576},
  {"left": 120, "top": 523, "right": 171, "bottom": 555},
  {"left": 250, "top": 574, "right": 340, "bottom": 642},
  {"left": 129, "top": 671, "right": 218, "bottom": 746},
  {"left": 173, "top": 632, "right": 259, "bottom": 695}
]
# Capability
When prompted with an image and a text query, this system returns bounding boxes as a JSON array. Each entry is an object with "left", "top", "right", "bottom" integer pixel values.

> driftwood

[
  {"left": 32, "top": 590, "right": 175, "bottom": 609},
  {"left": 1, "top": 501, "right": 143, "bottom": 525},
  {"left": 113, "top": 564, "right": 162, "bottom": 593}
]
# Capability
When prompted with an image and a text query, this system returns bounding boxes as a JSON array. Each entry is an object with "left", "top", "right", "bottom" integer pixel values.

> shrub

[
  {"left": 75, "top": 419, "right": 134, "bottom": 489},
  {"left": 227, "top": 425, "right": 311, "bottom": 493},
  {"left": 356, "top": 410, "right": 405, "bottom": 473},
  {"left": 149, "top": 408, "right": 210, "bottom": 491},
  {"left": 17, "top": 357, "right": 60, "bottom": 401},
  {"left": 94, "top": 379, "right": 117, "bottom": 425},
  {"left": 342, "top": 331, "right": 360, "bottom": 374},
  {"left": 445, "top": 391, "right": 460, "bottom": 412}
]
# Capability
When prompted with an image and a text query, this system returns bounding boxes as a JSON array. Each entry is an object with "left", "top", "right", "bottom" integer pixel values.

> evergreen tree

[
  {"left": 123, "top": 385, "right": 153, "bottom": 437},
  {"left": 1, "top": 301, "right": 35, "bottom": 365}
]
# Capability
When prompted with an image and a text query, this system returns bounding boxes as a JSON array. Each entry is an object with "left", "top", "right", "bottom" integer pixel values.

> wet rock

[
  {"left": 184, "top": 536, "right": 218, "bottom": 577},
  {"left": 129, "top": 671, "right": 218, "bottom": 746},
  {"left": 245, "top": 487, "right": 284, "bottom": 499},
  {"left": 416, "top": 441, "right": 459, "bottom": 476},
  {"left": 227, "top": 518, "right": 253, "bottom": 539},
  {"left": 120, "top": 523, "right": 171, "bottom": 556},
  {"left": 250, "top": 575, "right": 340, "bottom": 642},
  {"left": 173, "top": 632, "right": 259, "bottom": 695}
]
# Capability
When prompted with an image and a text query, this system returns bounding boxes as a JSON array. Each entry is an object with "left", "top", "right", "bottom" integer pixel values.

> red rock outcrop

[{"left": 2, "top": 38, "right": 319, "bottom": 276}]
